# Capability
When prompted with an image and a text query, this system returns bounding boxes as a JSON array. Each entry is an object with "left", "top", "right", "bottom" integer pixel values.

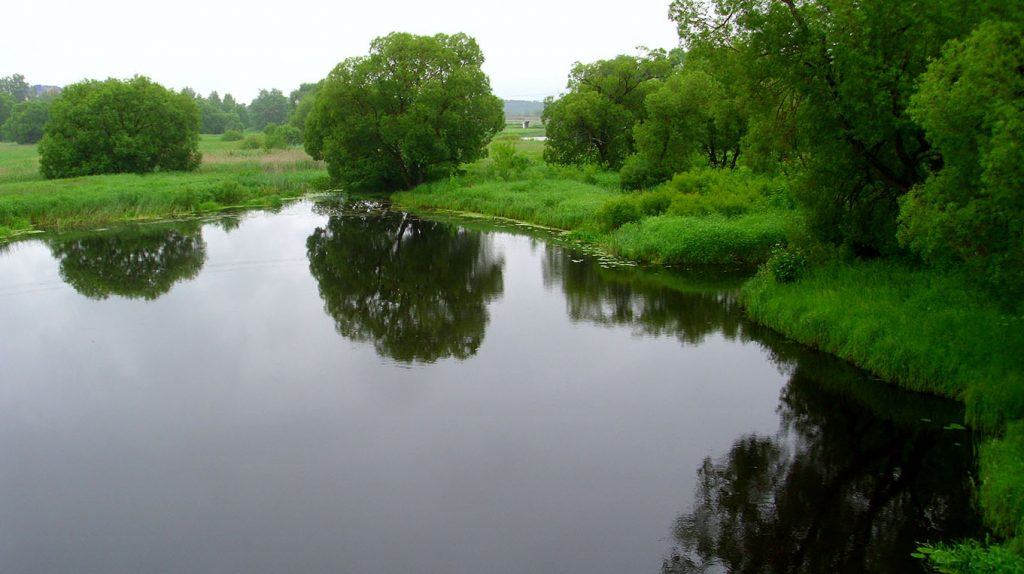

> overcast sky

[{"left": 6, "top": 0, "right": 681, "bottom": 104}]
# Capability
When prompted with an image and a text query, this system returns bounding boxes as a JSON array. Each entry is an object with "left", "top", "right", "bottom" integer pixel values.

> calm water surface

[{"left": 0, "top": 199, "right": 980, "bottom": 573}]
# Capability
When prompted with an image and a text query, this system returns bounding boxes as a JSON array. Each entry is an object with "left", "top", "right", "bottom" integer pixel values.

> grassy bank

[
  {"left": 395, "top": 143, "right": 795, "bottom": 267},
  {"left": 396, "top": 134, "right": 1023, "bottom": 568},
  {"left": 0, "top": 136, "right": 328, "bottom": 239}
]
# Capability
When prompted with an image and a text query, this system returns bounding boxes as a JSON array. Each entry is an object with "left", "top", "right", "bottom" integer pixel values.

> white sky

[{"left": 5, "top": 0, "right": 681, "bottom": 104}]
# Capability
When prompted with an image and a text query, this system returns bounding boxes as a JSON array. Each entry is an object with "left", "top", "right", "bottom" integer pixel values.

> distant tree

[
  {"left": 2, "top": 100, "right": 50, "bottom": 144},
  {"left": 305, "top": 32, "right": 504, "bottom": 191},
  {"left": 38, "top": 76, "right": 200, "bottom": 178},
  {"left": 0, "top": 74, "right": 31, "bottom": 102},
  {"left": 247, "top": 88, "right": 291, "bottom": 130},
  {"left": 0, "top": 93, "right": 14, "bottom": 132},
  {"left": 900, "top": 20, "right": 1024, "bottom": 304},
  {"left": 542, "top": 50, "right": 673, "bottom": 169},
  {"left": 288, "top": 81, "right": 322, "bottom": 139},
  {"left": 289, "top": 82, "right": 319, "bottom": 107},
  {"left": 199, "top": 92, "right": 231, "bottom": 134}
]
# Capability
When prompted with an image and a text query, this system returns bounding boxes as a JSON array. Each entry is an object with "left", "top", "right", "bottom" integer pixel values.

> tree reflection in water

[
  {"left": 307, "top": 200, "right": 504, "bottom": 363},
  {"left": 48, "top": 223, "right": 206, "bottom": 300},
  {"left": 542, "top": 244, "right": 980, "bottom": 573},
  {"left": 661, "top": 353, "right": 981, "bottom": 574}
]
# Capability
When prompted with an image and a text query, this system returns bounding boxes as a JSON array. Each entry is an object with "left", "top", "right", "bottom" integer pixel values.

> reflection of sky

[{"left": 0, "top": 202, "right": 786, "bottom": 574}]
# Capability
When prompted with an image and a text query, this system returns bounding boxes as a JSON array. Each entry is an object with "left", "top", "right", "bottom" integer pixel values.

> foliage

[
  {"left": 740, "top": 260, "right": 1024, "bottom": 432},
  {"left": 220, "top": 129, "right": 243, "bottom": 142},
  {"left": 667, "top": 0, "right": 1011, "bottom": 255},
  {"left": 305, "top": 32, "right": 504, "bottom": 191},
  {"left": 288, "top": 81, "right": 321, "bottom": 136},
  {"left": 2, "top": 100, "right": 50, "bottom": 144},
  {"left": 624, "top": 60, "right": 748, "bottom": 189},
  {"left": 0, "top": 93, "right": 13, "bottom": 131},
  {"left": 247, "top": 88, "right": 291, "bottom": 130},
  {"left": 763, "top": 244, "right": 807, "bottom": 283},
  {"left": 263, "top": 123, "right": 302, "bottom": 149},
  {"left": 542, "top": 50, "right": 673, "bottom": 169},
  {"left": 239, "top": 134, "right": 265, "bottom": 150},
  {"left": 38, "top": 76, "right": 200, "bottom": 179},
  {"left": 0, "top": 74, "right": 30, "bottom": 102},
  {"left": 917, "top": 541, "right": 1024, "bottom": 573},
  {"left": 595, "top": 196, "right": 642, "bottom": 231},
  {"left": 609, "top": 212, "right": 788, "bottom": 265},
  {"left": 900, "top": 20, "right": 1024, "bottom": 308},
  {"left": 486, "top": 140, "right": 530, "bottom": 179},
  {"left": 979, "top": 422, "right": 1024, "bottom": 552},
  {"left": 0, "top": 135, "right": 326, "bottom": 237}
]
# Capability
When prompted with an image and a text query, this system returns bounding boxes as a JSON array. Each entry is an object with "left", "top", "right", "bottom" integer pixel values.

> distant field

[{"left": 0, "top": 134, "right": 327, "bottom": 239}]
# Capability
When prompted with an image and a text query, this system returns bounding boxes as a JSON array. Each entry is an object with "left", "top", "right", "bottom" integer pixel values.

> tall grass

[
  {"left": 609, "top": 212, "right": 789, "bottom": 266},
  {"left": 0, "top": 137, "right": 327, "bottom": 239},
  {"left": 741, "top": 260, "right": 1024, "bottom": 431}
]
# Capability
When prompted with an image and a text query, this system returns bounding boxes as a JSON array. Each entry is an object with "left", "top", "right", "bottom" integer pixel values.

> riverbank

[
  {"left": 392, "top": 140, "right": 1024, "bottom": 570},
  {"left": 0, "top": 137, "right": 328, "bottom": 239}
]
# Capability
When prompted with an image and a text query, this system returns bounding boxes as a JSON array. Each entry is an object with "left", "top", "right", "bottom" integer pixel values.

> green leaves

[
  {"left": 304, "top": 32, "right": 504, "bottom": 192},
  {"left": 38, "top": 76, "right": 201, "bottom": 179}
]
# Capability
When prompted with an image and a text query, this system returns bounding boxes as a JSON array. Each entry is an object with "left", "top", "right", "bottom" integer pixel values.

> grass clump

[
  {"left": 609, "top": 212, "right": 789, "bottom": 266},
  {"left": 741, "top": 260, "right": 1024, "bottom": 430}
]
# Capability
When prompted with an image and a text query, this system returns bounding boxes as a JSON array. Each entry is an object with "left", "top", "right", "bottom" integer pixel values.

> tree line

[
  {"left": 540, "top": 0, "right": 1023, "bottom": 306},
  {"left": 0, "top": 73, "right": 318, "bottom": 145}
]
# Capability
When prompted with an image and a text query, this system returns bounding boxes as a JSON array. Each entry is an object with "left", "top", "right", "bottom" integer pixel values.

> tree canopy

[
  {"left": 247, "top": 88, "right": 291, "bottom": 130},
  {"left": 900, "top": 20, "right": 1024, "bottom": 303},
  {"left": 542, "top": 50, "right": 674, "bottom": 169},
  {"left": 38, "top": 76, "right": 201, "bottom": 179},
  {"left": 1, "top": 99, "right": 50, "bottom": 144},
  {"left": 304, "top": 32, "right": 504, "bottom": 191}
]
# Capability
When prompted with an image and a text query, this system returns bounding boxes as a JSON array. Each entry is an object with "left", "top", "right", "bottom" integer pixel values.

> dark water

[{"left": 0, "top": 199, "right": 981, "bottom": 573}]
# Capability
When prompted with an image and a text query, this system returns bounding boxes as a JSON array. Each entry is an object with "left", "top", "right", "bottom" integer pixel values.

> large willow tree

[{"left": 304, "top": 32, "right": 504, "bottom": 192}]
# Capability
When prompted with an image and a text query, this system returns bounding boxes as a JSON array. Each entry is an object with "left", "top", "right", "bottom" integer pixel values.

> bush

[
  {"left": 263, "top": 123, "right": 302, "bottom": 149},
  {"left": 763, "top": 244, "right": 808, "bottom": 283},
  {"left": 2, "top": 100, "right": 50, "bottom": 144},
  {"left": 240, "top": 134, "right": 265, "bottom": 150},
  {"left": 595, "top": 195, "right": 642, "bottom": 231},
  {"left": 220, "top": 130, "right": 243, "bottom": 142},
  {"left": 619, "top": 153, "right": 672, "bottom": 191},
  {"left": 38, "top": 77, "right": 200, "bottom": 178},
  {"left": 488, "top": 141, "right": 530, "bottom": 179}
]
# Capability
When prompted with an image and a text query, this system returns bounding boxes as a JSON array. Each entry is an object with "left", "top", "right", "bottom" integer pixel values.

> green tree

[
  {"left": 900, "top": 20, "right": 1024, "bottom": 305},
  {"left": 199, "top": 91, "right": 233, "bottom": 134},
  {"left": 668, "top": 0, "right": 1007, "bottom": 255},
  {"left": 305, "top": 32, "right": 504, "bottom": 191},
  {"left": 0, "top": 93, "right": 15, "bottom": 129},
  {"left": 306, "top": 201, "right": 504, "bottom": 363},
  {"left": 0, "top": 74, "right": 31, "bottom": 102},
  {"left": 38, "top": 76, "right": 201, "bottom": 179},
  {"left": 2, "top": 100, "right": 50, "bottom": 144},
  {"left": 621, "top": 65, "right": 748, "bottom": 189},
  {"left": 542, "top": 50, "right": 673, "bottom": 169},
  {"left": 247, "top": 88, "right": 291, "bottom": 130}
]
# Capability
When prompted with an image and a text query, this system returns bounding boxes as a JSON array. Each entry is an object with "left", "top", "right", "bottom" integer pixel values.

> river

[{"left": 0, "top": 198, "right": 981, "bottom": 573}]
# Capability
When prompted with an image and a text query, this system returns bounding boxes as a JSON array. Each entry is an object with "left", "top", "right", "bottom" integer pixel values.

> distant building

[{"left": 32, "top": 85, "right": 62, "bottom": 97}]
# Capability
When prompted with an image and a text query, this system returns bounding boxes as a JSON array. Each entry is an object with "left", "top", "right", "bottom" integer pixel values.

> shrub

[
  {"left": 763, "top": 244, "right": 808, "bottom": 283},
  {"left": 595, "top": 195, "right": 642, "bottom": 231},
  {"left": 220, "top": 130, "right": 243, "bottom": 142},
  {"left": 38, "top": 76, "right": 200, "bottom": 178},
  {"left": 240, "top": 134, "right": 265, "bottom": 150}
]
